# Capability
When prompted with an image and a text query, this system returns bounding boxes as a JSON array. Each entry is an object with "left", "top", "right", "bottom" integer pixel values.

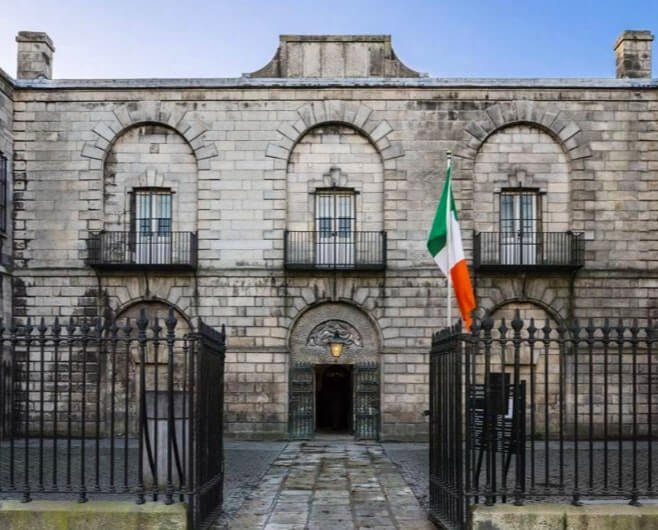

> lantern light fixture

[{"left": 328, "top": 331, "right": 345, "bottom": 359}]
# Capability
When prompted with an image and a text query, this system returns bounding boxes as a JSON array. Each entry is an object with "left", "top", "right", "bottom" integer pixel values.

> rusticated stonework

[{"left": 1, "top": 31, "right": 657, "bottom": 440}]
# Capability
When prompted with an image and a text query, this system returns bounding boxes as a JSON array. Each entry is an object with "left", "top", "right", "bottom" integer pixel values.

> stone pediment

[{"left": 247, "top": 34, "right": 421, "bottom": 78}]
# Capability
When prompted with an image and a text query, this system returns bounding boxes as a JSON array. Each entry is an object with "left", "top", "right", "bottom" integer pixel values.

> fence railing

[
  {"left": 0, "top": 310, "right": 225, "bottom": 530},
  {"left": 473, "top": 231, "right": 585, "bottom": 271},
  {"left": 284, "top": 230, "right": 386, "bottom": 271},
  {"left": 429, "top": 313, "right": 657, "bottom": 530},
  {"left": 86, "top": 231, "right": 198, "bottom": 271}
]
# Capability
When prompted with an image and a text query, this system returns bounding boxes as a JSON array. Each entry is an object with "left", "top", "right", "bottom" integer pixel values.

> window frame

[
  {"left": 312, "top": 186, "right": 357, "bottom": 235},
  {"left": 130, "top": 188, "right": 173, "bottom": 236},
  {"left": 498, "top": 188, "right": 542, "bottom": 235},
  {"left": 498, "top": 188, "right": 543, "bottom": 266}
]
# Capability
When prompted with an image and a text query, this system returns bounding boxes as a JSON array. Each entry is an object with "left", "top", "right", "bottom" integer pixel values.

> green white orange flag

[{"left": 427, "top": 159, "right": 476, "bottom": 330}]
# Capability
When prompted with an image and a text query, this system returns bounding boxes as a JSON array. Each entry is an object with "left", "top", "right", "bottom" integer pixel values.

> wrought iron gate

[
  {"left": 354, "top": 362, "right": 379, "bottom": 440},
  {"left": 289, "top": 362, "right": 314, "bottom": 439}
]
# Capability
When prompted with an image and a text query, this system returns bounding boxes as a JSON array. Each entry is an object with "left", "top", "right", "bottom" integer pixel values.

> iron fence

[
  {"left": 429, "top": 313, "right": 658, "bottom": 530},
  {"left": 473, "top": 231, "right": 585, "bottom": 271},
  {"left": 86, "top": 231, "right": 198, "bottom": 271},
  {"left": 284, "top": 230, "right": 386, "bottom": 271},
  {"left": 0, "top": 310, "right": 225, "bottom": 530}
]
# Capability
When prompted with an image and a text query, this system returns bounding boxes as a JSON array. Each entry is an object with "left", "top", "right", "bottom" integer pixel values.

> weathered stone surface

[
  {"left": 0, "top": 500, "right": 187, "bottom": 530},
  {"left": 2, "top": 32, "right": 658, "bottom": 440},
  {"left": 472, "top": 503, "right": 658, "bottom": 530},
  {"left": 15, "top": 32, "right": 54, "bottom": 80},
  {"left": 218, "top": 440, "right": 434, "bottom": 529},
  {"left": 247, "top": 35, "right": 421, "bottom": 78},
  {"left": 0, "top": 69, "right": 12, "bottom": 324},
  {"left": 615, "top": 30, "right": 654, "bottom": 79}
]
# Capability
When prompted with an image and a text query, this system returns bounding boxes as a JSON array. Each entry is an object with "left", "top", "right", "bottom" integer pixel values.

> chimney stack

[
  {"left": 614, "top": 30, "right": 654, "bottom": 79},
  {"left": 16, "top": 31, "right": 55, "bottom": 80}
]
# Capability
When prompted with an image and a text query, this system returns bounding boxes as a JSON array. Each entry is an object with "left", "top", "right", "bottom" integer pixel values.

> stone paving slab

[
  {"left": 212, "top": 441, "right": 287, "bottom": 529},
  {"left": 382, "top": 442, "right": 430, "bottom": 513},
  {"left": 223, "top": 439, "right": 436, "bottom": 530}
]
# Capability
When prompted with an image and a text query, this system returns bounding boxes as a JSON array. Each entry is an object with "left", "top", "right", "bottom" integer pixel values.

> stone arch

[
  {"left": 482, "top": 299, "right": 566, "bottom": 435},
  {"left": 454, "top": 101, "right": 592, "bottom": 163},
  {"left": 485, "top": 298, "right": 564, "bottom": 329},
  {"left": 100, "top": 298, "right": 193, "bottom": 436},
  {"left": 288, "top": 301, "right": 382, "bottom": 364},
  {"left": 81, "top": 101, "right": 218, "bottom": 166},
  {"left": 266, "top": 101, "right": 404, "bottom": 163},
  {"left": 472, "top": 123, "right": 571, "bottom": 232},
  {"left": 114, "top": 297, "right": 193, "bottom": 331},
  {"left": 101, "top": 122, "right": 198, "bottom": 231},
  {"left": 285, "top": 122, "right": 384, "bottom": 232},
  {"left": 483, "top": 296, "right": 565, "bottom": 325}
]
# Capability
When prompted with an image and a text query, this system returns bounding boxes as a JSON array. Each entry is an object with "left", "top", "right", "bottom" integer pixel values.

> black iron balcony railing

[
  {"left": 285, "top": 230, "right": 386, "bottom": 271},
  {"left": 86, "top": 231, "right": 198, "bottom": 271},
  {"left": 474, "top": 231, "right": 584, "bottom": 271}
]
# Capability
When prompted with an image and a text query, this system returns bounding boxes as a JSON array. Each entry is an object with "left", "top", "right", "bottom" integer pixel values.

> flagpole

[{"left": 446, "top": 151, "right": 452, "bottom": 328}]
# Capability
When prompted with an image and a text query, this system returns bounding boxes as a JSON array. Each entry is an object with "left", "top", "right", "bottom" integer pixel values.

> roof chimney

[
  {"left": 614, "top": 30, "right": 653, "bottom": 79},
  {"left": 16, "top": 31, "right": 55, "bottom": 80}
]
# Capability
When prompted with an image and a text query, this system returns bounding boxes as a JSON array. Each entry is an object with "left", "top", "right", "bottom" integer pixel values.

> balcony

[
  {"left": 473, "top": 231, "right": 584, "bottom": 272},
  {"left": 285, "top": 230, "right": 386, "bottom": 271},
  {"left": 86, "top": 231, "right": 198, "bottom": 271}
]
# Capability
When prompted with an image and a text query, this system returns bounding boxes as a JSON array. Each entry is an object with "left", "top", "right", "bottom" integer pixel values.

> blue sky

[{"left": 0, "top": 0, "right": 656, "bottom": 79}]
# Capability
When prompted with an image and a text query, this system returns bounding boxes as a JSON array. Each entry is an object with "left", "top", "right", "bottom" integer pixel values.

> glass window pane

[
  {"left": 132, "top": 189, "right": 173, "bottom": 237},
  {"left": 500, "top": 195, "right": 514, "bottom": 232},
  {"left": 158, "top": 217, "right": 171, "bottom": 235},
  {"left": 159, "top": 193, "right": 171, "bottom": 219},
  {"left": 318, "top": 217, "right": 331, "bottom": 236},
  {"left": 500, "top": 191, "right": 538, "bottom": 234}
]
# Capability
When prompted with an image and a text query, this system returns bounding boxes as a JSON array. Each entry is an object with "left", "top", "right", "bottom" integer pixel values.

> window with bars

[
  {"left": 499, "top": 189, "right": 542, "bottom": 265},
  {"left": 500, "top": 189, "right": 541, "bottom": 235},
  {"left": 129, "top": 188, "right": 173, "bottom": 265},
  {"left": 0, "top": 154, "right": 6, "bottom": 234},
  {"left": 314, "top": 188, "right": 356, "bottom": 236},
  {"left": 131, "top": 189, "right": 172, "bottom": 235},
  {"left": 314, "top": 188, "right": 356, "bottom": 267}
]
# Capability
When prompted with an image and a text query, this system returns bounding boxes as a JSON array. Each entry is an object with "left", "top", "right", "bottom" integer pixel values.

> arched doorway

[
  {"left": 101, "top": 300, "right": 192, "bottom": 436},
  {"left": 288, "top": 302, "right": 381, "bottom": 440},
  {"left": 486, "top": 301, "right": 563, "bottom": 435},
  {"left": 315, "top": 364, "right": 352, "bottom": 433}
]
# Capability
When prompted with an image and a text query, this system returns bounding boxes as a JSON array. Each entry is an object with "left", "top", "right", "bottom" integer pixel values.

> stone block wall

[
  {"left": 287, "top": 124, "right": 383, "bottom": 231},
  {"left": 0, "top": 70, "right": 12, "bottom": 325},
  {"left": 104, "top": 124, "right": 198, "bottom": 232},
  {"left": 4, "top": 77, "right": 658, "bottom": 440}
]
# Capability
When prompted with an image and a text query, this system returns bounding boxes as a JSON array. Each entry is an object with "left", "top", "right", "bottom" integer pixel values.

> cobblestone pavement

[
  {"left": 220, "top": 438, "right": 435, "bottom": 530},
  {"left": 382, "top": 442, "right": 430, "bottom": 513},
  {"left": 212, "top": 440, "right": 287, "bottom": 529}
]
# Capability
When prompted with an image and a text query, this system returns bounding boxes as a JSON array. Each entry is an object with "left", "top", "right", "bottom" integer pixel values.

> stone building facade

[{"left": 0, "top": 30, "right": 656, "bottom": 440}]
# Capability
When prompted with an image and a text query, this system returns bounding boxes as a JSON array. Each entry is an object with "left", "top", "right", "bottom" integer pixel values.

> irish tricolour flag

[{"left": 427, "top": 158, "right": 476, "bottom": 330}]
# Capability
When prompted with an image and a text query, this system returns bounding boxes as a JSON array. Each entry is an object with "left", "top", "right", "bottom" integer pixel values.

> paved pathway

[
  {"left": 212, "top": 441, "right": 287, "bottom": 529},
  {"left": 226, "top": 438, "right": 435, "bottom": 530},
  {"left": 382, "top": 442, "right": 430, "bottom": 513}
]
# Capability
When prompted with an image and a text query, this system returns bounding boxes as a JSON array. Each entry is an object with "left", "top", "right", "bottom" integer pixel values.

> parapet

[{"left": 247, "top": 35, "right": 421, "bottom": 78}]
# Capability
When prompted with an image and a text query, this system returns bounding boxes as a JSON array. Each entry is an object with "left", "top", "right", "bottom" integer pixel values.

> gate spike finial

[
  {"left": 511, "top": 309, "right": 523, "bottom": 333},
  {"left": 52, "top": 316, "right": 61, "bottom": 337}
]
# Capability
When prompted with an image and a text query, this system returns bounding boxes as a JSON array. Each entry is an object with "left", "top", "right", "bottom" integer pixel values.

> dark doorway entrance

[{"left": 315, "top": 364, "right": 352, "bottom": 433}]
